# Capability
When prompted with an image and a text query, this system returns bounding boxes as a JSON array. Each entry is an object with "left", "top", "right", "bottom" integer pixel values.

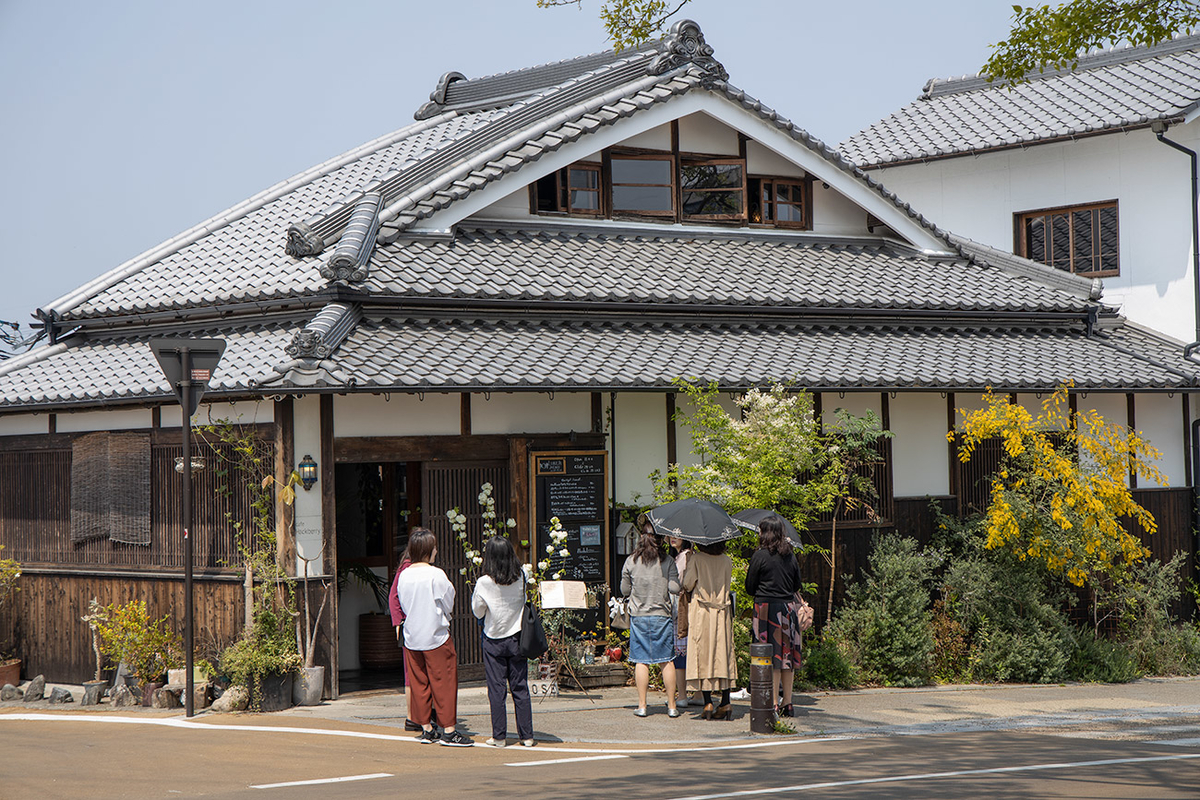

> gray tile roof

[
  {"left": 42, "top": 21, "right": 970, "bottom": 325},
  {"left": 367, "top": 223, "right": 1093, "bottom": 313},
  {"left": 0, "top": 322, "right": 296, "bottom": 408},
  {"left": 840, "top": 34, "right": 1200, "bottom": 167},
  {"left": 323, "top": 315, "right": 1200, "bottom": 392}
]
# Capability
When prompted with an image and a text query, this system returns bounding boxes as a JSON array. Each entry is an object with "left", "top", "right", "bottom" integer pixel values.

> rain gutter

[{"left": 1150, "top": 121, "right": 1200, "bottom": 359}]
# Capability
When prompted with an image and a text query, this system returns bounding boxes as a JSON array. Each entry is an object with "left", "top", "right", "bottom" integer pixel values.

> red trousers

[{"left": 404, "top": 638, "right": 458, "bottom": 727}]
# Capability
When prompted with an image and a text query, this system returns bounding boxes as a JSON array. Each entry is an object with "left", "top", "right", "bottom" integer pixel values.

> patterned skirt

[{"left": 752, "top": 600, "right": 804, "bottom": 670}]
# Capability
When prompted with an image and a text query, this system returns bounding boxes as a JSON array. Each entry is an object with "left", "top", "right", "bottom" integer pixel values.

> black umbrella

[
  {"left": 732, "top": 509, "right": 803, "bottom": 547},
  {"left": 645, "top": 498, "right": 742, "bottom": 545}
]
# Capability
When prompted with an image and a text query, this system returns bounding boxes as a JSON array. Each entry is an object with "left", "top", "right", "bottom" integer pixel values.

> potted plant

[
  {"left": 80, "top": 598, "right": 110, "bottom": 704},
  {"left": 339, "top": 563, "right": 403, "bottom": 671},
  {"left": 93, "top": 599, "right": 184, "bottom": 704},
  {"left": 293, "top": 551, "right": 331, "bottom": 705},
  {"left": 0, "top": 546, "right": 20, "bottom": 687},
  {"left": 219, "top": 603, "right": 302, "bottom": 712}
]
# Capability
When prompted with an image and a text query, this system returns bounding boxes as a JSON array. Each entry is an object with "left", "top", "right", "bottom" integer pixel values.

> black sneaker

[
  {"left": 438, "top": 730, "right": 473, "bottom": 747},
  {"left": 416, "top": 728, "right": 440, "bottom": 744}
]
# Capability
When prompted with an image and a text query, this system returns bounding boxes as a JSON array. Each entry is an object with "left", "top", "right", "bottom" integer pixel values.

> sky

[{"left": 0, "top": 1, "right": 1016, "bottom": 332}]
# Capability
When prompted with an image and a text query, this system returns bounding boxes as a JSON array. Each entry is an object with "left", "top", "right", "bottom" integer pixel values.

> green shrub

[
  {"left": 801, "top": 634, "right": 857, "bottom": 689},
  {"left": 219, "top": 605, "right": 301, "bottom": 709},
  {"left": 93, "top": 600, "right": 183, "bottom": 685},
  {"left": 1068, "top": 627, "right": 1138, "bottom": 683},
  {"left": 827, "top": 534, "right": 939, "bottom": 687}
]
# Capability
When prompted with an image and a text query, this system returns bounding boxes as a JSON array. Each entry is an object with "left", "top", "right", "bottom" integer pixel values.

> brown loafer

[
  {"left": 701, "top": 702, "right": 713, "bottom": 720},
  {"left": 713, "top": 704, "right": 730, "bottom": 720}
]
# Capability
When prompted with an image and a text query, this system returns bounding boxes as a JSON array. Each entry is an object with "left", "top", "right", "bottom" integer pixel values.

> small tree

[
  {"left": 0, "top": 545, "right": 21, "bottom": 661},
  {"left": 949, "top": 385, "right": 1163, "bottom": 596},
  {"left": 93, "top": 600, "right": 184, "bottom": 685}
]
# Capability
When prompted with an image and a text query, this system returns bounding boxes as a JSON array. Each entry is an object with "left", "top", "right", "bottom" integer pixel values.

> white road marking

[
  {"left": 1159, "top": 737, "right": 1200, "bottom": 747},
  {"left": 0, "top": 713, "right": 849, "bottom": 756},
  {"left": 506, "top": 754, "right": 628, "bottom": 767},
  {"left": 251, "top": 772, "right": 392, "bottom": 789},
  {"left": 664, "top": 752, "right": 1200, "bottom": 800}
]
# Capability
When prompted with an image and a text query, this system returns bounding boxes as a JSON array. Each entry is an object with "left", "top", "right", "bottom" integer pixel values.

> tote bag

[{"left": 518, "top": 600, "right": 549, "bottom": 660}]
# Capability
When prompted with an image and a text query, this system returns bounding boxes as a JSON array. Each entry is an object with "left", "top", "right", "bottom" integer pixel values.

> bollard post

[{"left": 749, "top": 642, "right": 774, "bottom": 734}]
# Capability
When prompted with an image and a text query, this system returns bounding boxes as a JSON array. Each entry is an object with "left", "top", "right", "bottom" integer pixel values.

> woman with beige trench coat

[{"left": 681, "top": 540, "right": 737, "bottom": 720}]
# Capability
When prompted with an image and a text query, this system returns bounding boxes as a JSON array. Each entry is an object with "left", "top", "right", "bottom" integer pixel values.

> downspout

[
  {"left": 1151, "top": 121, "right": 1200, "bottom": 357},
  {"left": 1193, "top": 416, "right": 1200, "bottom": 616}
]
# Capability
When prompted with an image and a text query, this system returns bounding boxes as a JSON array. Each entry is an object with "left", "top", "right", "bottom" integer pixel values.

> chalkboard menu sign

[{"left": 532, "top": 451, "right": 609, "bottom": 585}]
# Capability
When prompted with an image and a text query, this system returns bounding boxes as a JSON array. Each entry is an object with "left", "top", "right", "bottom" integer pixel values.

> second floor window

[
  {"left": 611, "top": 154, "right": 675, "bottom": 217},
  {"left": 1016, "top": 201, "right": 1119, "bottom": 276}
]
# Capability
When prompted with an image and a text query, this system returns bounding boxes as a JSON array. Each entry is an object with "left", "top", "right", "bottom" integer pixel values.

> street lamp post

[{"left": 151, "top": 338, "right": 225, "bottom": 718}]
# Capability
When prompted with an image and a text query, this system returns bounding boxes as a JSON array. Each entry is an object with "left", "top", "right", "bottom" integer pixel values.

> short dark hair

[
  {"left": 697, "top": 540, "right": 726, "bottom": 556},
  {"left": 758, "top": 516, "right": 792, "bottom": 556},
  {"left": 407, "top": 528, "right": 437, "bottom": 564},
  {"left": 482, "top": 536, "right": 522, "bottom": 586}
]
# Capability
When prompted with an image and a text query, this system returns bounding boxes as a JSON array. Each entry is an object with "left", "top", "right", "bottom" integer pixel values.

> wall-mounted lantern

[{"left": 298, "top": 454, "right": 319, "bottom": 491}]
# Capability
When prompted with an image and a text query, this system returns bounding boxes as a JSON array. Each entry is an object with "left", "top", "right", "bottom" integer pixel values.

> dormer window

[
  {"left": 1016, "top": 201, "right": 1119, "bottom": 276},
  {"left": 534, "top": 164, "right": 602, "bottom": 216},
  {"left": 611, "top": 153, "right": 675, "bottom": 217},
  {"left": 530, "top": 149, "right": 808, "bottom": 230},
  {"left": 681, "top": 159, "right": 746, "bottom": 221}
]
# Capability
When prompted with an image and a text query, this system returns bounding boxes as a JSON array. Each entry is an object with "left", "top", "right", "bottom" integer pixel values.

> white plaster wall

[
  {"left": 890, "top": 392, "right": 951, "bottom": 497},
  {"left": 621, "top": 123, "right": 672, "bottom": 151},
  {"left": 746, "top": 140, "right": 806, "bottom": 178},
  {"left": 55, "top": 408, "right": 153, "bottom": 432},
  {"left": 811, "top": 182, "right": 870, "bottom": 236},
  {"left": 613, "top": 392, "right": 668, "bottom": 505},
  {"left": 472, "top": 392, "right": 591, "bottom": 434},
  {"left": 476, "top": 186, "right": 531, "bottom": 221},
  {"left": 1135, "top": 393, "right": 1186, "bottom": 488},
  {"left": 678, "top": 112, "right": 739, "bottom": 155},
  {"left": 1078, "top": 392, "right": 1129, "bottom": 427},
  {"left": 333, "top": 392, "right": 459, "bottom": 437},
  {"left": 819, "top": 391, "right": 880, "bottom": 424},
  {"left": 1016, "top": 393, "right": 1047, "bottom": 420},
  {"left": 0, "top": 414, "right": 50, "bottom": 436},
  {"left": 182, "top": 400, "right": 273, "bottom": 427},
  {"left": 873, "top": 122, "right": 1200, "bottom": 341},
  {"left": 292, "top": 395, "right": 325, "bottom": 576}
]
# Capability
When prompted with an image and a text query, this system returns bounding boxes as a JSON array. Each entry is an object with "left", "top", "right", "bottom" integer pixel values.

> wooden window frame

[
  {"left": 563, "top": 163, "right": 602, "bottom": 216},
  {"left": 1014, "top": 200, "right": 1120, "bottom": 277},
  {"left": 679, "top": 156, "right": 748, "bottom": 222},
  {"left": 608, "top": 149, "right": 677, "bottom": 219},
  {"left": 753, "top": 175, "right": 812, "bottom": 230}
]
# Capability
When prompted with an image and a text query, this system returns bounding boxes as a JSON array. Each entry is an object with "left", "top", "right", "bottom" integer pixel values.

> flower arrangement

[{"left": 448, "top": 481, "right": 518, "bottom": 584}]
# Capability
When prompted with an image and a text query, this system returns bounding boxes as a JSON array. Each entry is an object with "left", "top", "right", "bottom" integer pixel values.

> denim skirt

[{"left": 629, "top": 614, "right": 675, "bottom": 665}]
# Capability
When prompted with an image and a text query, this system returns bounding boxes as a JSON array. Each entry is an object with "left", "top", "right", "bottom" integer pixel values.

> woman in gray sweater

[{"left": 620, "top": 524, "right": 681, "bottom": 718}]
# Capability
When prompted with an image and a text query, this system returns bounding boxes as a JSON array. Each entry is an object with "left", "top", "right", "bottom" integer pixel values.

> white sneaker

[
  {"left": 520, "top": 739, "right": 536, "bottom": 747},
  {"left": 486, "top": 737, "right": 507, "bottom": 747},
  {"left": 730, "top": 688, "right": 750, "bottom": 700}
]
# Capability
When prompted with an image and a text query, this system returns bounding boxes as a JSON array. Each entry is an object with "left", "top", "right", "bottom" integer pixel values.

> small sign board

[
  {"left": 539, "top": 580, "right": 589, "bottom": 609},
  {"left": 150, "top": 338, "right": 226, "bottom": 416}
]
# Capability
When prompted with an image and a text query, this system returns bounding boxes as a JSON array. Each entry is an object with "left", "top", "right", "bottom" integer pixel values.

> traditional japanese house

[{"left": 2, "top": 21, "right": 1198, "bottom": 690}]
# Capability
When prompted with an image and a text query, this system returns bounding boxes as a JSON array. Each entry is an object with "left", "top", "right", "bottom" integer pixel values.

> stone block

[
  {"left": 1, "top": 684, "right": 21, "bottom": 701},
  {"left": 110, "top": 684, "right": 138, "bottom": 708},
  {"left": 151, "top": 687, "right": 182, "bottom": 709},
  {"left": 47, "top": 687, "right": 74, "bottom": 704},
  {"left": 81, "top": 681, "right": 107, "bottom": 706},
  {"left": 22, "top": 675, "right": 45, "bottom": 702}
]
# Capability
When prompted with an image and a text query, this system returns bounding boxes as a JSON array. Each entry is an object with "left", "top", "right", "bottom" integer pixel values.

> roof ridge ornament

[
  {"left": 321, "top": 194, "right": 383, "bottom": 282},
  {"left": 648, "top": 20, "right": 727, "bottom": 87},
  {"left": 285, "top": 302, "right": 362, "bottom": 360}
]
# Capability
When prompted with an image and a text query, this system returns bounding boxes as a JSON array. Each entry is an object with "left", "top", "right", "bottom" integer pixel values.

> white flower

[
  {"left": 552, "top": 572, "right": 562, "bottom": 580},
  {"left": 481, "top": 482, "right": 492, "bottom": 492},
  {"left": 456, "top": 513, "right": 466, "bottom": 524},
  {"left": 458, "top": 531, "right": 467, "bottom": 540},
  {"left": 559, "top": 548, "right": 569, "bottom": 557},
  {"left": 446, "top": 509, "right": 456, "bottom": 519},
  {"left": 538, "top": 560, "right": 549, "bottom": 570},
  {"left": 507, "top": 518, "right": 516, "bottom": 528},
  {"left": 459, "top": 568, "right": 467, "bottom": 575},
  {"left": 522, "top": 564, "right": 533, "bottom": 579},
  {"left": 472, "top": 556, "right": 482, "bottom": 565}
]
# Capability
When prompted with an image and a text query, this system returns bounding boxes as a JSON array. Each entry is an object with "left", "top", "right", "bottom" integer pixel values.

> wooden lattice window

[{"left": 1016, "top": 201, "right": 1119, "bottom": 276}]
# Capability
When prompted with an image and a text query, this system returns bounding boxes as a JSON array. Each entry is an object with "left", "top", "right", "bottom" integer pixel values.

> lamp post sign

[{"left": 150, "top": 337, "right": 225, "bottom": 718}]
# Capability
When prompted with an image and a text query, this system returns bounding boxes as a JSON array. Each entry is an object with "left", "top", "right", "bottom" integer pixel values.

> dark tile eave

[{"left": 852, "top": 115, "right": 1182, "bottom": 169}]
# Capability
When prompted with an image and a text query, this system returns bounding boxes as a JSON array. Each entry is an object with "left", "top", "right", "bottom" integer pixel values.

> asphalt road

[{"left": 4, "top": 713, "right": 1200, "bottom": 799}]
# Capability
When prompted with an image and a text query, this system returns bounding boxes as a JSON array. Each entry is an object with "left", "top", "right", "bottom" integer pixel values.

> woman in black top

[{"left": 744, "top": 515, "right": 803, "bottom": 717}]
